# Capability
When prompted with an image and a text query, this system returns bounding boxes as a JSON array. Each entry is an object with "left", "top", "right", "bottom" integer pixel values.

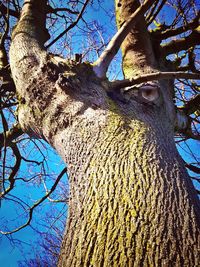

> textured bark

[
  {"left": 56, "top": 101, "right": 200, "bottom": 267},
  {"left": 9, "top": 0, "right": 200, "bottom": 266}
]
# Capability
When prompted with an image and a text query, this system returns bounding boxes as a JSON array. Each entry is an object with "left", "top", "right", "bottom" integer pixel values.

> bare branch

[
  {"left": 1, "top": 144, "right": 21, "bottom": 198},
  {"left": 178, "top": 94, "right": 200, "bottom": 115},
  {"left": 146, "top": 0, "right": 167, "bottom": 26},
  {"left": 191, "top": 176, "right": 200, "bottom": 184},
  {"left": 111, "top": 71, "right": 200, "bottom": 90},
  {"left": 46, "top": 0, "right": 90, "bottom": 49},
  {"left": 145, "top": 0, "right": 160, "bottom": 23},
  {"left": 151, "top": 10, "right": 200, "bottom": 39},
  {"left": 177, "top": 128, "right": 200, "bottom": 141},
  {"left": 0, "top": 4, "right": 10, "bottom": 47},
  {"left": 186, "top": 164, "right": 200, "bottom": 174},
  {"left": 43, "top": 178, "right": 69, "bottom": 203},
  {"left": 0, "top": 2, "right": 19, "bottom": 18},
  {"left": 174, "top": 48, "right": 199, "bottom": 73},
  {"left": 161, "top": 29, "right": 200, "bottom": 56},
  {"left": 46, "top": 5, "right": 79, "bottom": 15},
  {"left": 0, "top": 124, "right": 23, "bottom": 150},
  {"left": 0, "top": 167, "right": 67, "bottom": 235},
  {"left": 93, "top": 0, "right": 155, "bottom": 78}
]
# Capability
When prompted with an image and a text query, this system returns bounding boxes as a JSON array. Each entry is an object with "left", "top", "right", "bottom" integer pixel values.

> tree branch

[
  {"left": 46, "top": 0, "right": 90, "bottom": 49},
  {"left": 0, "top": 123, "right": 23, "bottom": 150},
  {"left": 146, "top": 0, "right": 167, "bottom": 26},
  {"left": 0, "top": 167, "right": 67, "bottom": 234},
  {"left": 1, "top": 144, "right": 21, "bottom": 198},
  {"left": 161, "top": 29, "right": 200, "bottom": 56},
  {"left": 11, "top": 0, "right": 49, "bottom": 46},
  {"left": 93, "top": 0, "right": 155, "bottom": 78},
  {"left": 177, "top": 49, "right": 199, "bottom": 73},
  {"left": 186, "top": 164, "right": 200, "bottom": 174},
  {"left": 0, "top": 2, "right": 19, "bottom": 18},
  {"left": 46, "top": 5, "right": 79, "bottom": 15},
  {"left": 178, "top": 94, "right": 200, "bottom": 115},
  {"left": 145, "top": 0, "right": 160, "bottom": 23},
  {"left": 152, "top": 10, "right": 200, "bottom": 40},
  {"left": 183, "top": 131, "right": 200, "bottom": 141},
  {"left": 111, "top": 71, "right": 200, "bottom": 90},
  {"left": 191, "top": 176, "right": 200, "bottom": 184}
]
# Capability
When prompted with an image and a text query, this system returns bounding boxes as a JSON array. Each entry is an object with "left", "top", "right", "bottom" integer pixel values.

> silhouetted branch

[
  {"left": 46, "top": 5, "right": 79, "bottom": 15},
  {"left": 186, "top": 164, "right": 200, "bottom": 174},
  {"left": 0, "top": 2, "right": 19, "bottom": 18},
  {"left": 161, "top": 30, "right": 200, "bottom": 56},
  {"left": 179, "top": 94, "right": 200, "bottom": 115},
  {"left": 152, "top": 10, "right": 200, "bottom": 39},
  {"left": 0, "top": 167, "right": 67, "bottom": 234},
  {"left": 1, "top": 144, "right": 21, "bottom": 198},
  {"left": 146, "top": 0, "right": 167, "bottom": 25},
  {"left": 46, "top": 0, "right": 90, "bottom": 48},
  {"left": 179, "top": 129, "right": 200, "bottom": 141},
  {"left": 0, "top": 124, "right": 23, "bottom": 150}
]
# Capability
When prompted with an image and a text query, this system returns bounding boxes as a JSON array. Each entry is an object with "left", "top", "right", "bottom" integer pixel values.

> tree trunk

[
  {"left": 9, "top": 0, "right": 200, "bottom": 266},
  {"left": 55, "top": 102, "right": 200, "bottom": 267}
]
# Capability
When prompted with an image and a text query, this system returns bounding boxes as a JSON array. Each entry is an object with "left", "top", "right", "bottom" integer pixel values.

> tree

[{"left": 1, "top": 0, "right": 200, "bottom": 266}]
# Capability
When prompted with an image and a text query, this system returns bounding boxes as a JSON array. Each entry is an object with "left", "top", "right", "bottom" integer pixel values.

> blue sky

[{"left": 0, "top": 139, "right": 67, "bottom": 266}]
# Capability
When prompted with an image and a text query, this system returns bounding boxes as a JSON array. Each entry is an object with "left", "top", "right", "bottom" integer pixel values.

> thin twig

[
  {"left": 46, "top": 0, "right": 90, "bottom": 48},
  {"left": 0, "top": 167, "right": 67, "bottom": 235}
]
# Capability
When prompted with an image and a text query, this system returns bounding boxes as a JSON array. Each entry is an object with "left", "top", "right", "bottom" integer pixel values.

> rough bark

[
  {"left": 56, "top": 101, "right": 200, "bottom": 267},
  {"left": 9, "top": 0, "right": 200, "bottom": 266}
]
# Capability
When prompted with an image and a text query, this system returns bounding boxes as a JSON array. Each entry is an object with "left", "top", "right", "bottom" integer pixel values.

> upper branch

[
  {"left": 179, "top": 94, "right": 200, "bottom": 115},
  {"left": 151, "top": 10, "right": 200, "bottom": 40},
  {"left": 161, "top": 29, "right": 200, "bottom": 56},
  {"left": 93, "top": 0, "right": 155, "bottom": 78},
  {"left": 146, "top": 0, "right": 167, "bottom": 25},
  {"left": 46, "top": 5, "right": 79, "bottom": 15},
  {"left": 0, "top": 124, "right": 23, "bottom": 150},
  {"left": 0, "top": 2, "right": 19, "bottom": 18},
  {"left": 46, "top": 0, "right": 90, "bottom": 49}
]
